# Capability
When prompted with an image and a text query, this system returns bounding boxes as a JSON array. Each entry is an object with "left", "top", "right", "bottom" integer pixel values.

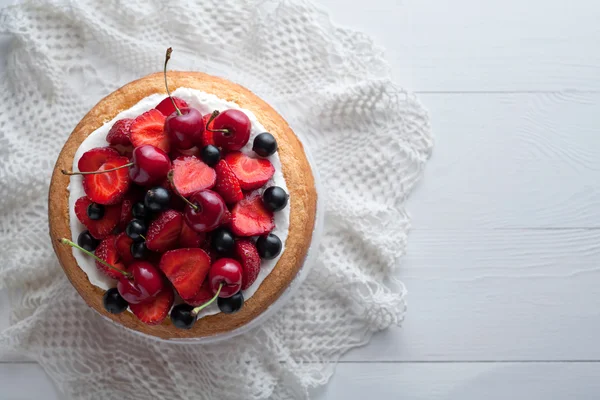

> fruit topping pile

[{"left": 59, "top": 48, "right": 289, "bottom": 329}]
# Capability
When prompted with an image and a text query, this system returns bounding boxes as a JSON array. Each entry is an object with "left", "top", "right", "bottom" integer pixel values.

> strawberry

[
  {"left": 231, "top": 192, "right": 275, "bottom": 236},
  {"left": 95, "top": 235, "right": 126, "bottom": 279},
  {"left": 179, "top": 221, "right": 206, "bottom": 248},
  {"left": 146, "top": 210, "right": 184, "bottom": 253},
  {"left": 106, "top": 118, "right": 133, "bottom": 146},
  {"left": 130, "top": 287, "right": 174, "bottom": 325},
  {"left": 170, "top": 146, "right": 199, "bottom": 160},
  {"left": 159, "top": 248, "right": 211, "bottom": 299},
  {"left": 221, "top": 209, "right": 232, "bottom": 226},
  {"left": 77, "top": 147, "right": 120, "bottom": 173},
  {"left": 170, "top": 156, "right": 216, "bottom": 197},
  {"left": 235, "top": 239, "right": 261, "bottom": 290},
  {"left": 201, "top": 114, "right": 215, "bottom": 147},
  {"left": 183, "top": 279, "right": 214, "bottom": 306},
  {"left": 155, "top": 96, "right": 189, "bottom": 117},
  {"left": 74, "top": 196, "right": 121, "bottom": 239},
  {"left": 225, "top": 152, "right": 275, "bottom": 190},
  {"left": 130, "top": 109, "right": 169, "bottom": 153},
  {"left": 82, "top": 156, "right": 131, "bottom": 205},
  {"left": 214, "top": 160, "right": 243, "bottom": 204},
  {"left": 115, "top": 232, "right": 135, "bottom": 265},
  {"left": 118, "top": 194, "right": 134, "bottom": 231}
]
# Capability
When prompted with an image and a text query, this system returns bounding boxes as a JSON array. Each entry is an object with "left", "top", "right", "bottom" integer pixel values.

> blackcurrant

[
  {"left": 262, "top": 186, "right": 288, "bottom": 212},
  {"left": 126, "top": 219, "right": 147, "bottom": 241},
  {"left": 130, "top": 241, "right": 148, "bottom": 259},
  {"left": 252, "top": 132, "right": 277, "bottom": 157},
  {"left": 132, "top": 202, "right": 148, "bottom": 220},
  {"left": 218, "top": 291, "right": 244, "bottom": 314},
  {"left": 77, "top": 230, "right": 99, "bottom": 251},
  {"left": 144, "top": 186, "right": 171, "bottom": 212},
  {"left": 256, "top": 233, "right": 282, "bottom": 260},
  {"left": 212, "top": 228, "right": 235, "bottom": 255},
  {"left": 87, "top": 202, "right": 104, "bottom": 220},
  {"left": 170, "top": 304, "right": 196, "bottom": 329},
  {"left": 103, "top": 288, "right": 128, "bottom": 314},
  {"left": 200, "top": 145, "right": 221, "bottom": 167}
]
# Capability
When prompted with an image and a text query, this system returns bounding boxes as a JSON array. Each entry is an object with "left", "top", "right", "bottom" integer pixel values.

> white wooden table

[{"left": 2, "top": 0, "right": 600, "bottom": 398}]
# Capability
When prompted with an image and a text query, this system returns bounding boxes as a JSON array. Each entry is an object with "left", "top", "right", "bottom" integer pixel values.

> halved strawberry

[
  {"left": 155, "top": 96, "right": 189, "bottom": 117},
  {"left": 231, "top": 192, "right": 275, "bottom": 236},
  {"left": 146, "top": 210, "right": 184, "bottom": 253},
  {"left": 170, "top": 156, "right": 216, "bottom": 197},
  {"left": 235, "top": 239, "right": 261, "bottom": 290},
  {"left": 130, "top": 287, "right": 174, "bottom": 325},
  {"left": 214, "top": 160, "right": 243, "bottom": 204},
  {"left": 82, "top": 156, "right": 131, "bottom": 205},
  {"left": 118, "top": 195, "right": 134, "bottom": 231},
  {"left": 115, "top": 232, "right": 135, "bottom": 265},
  {"left": 179, "top": 221, "right": 206, "bottom": 248},
  {"left": 225, "top": 152, "right": 275, "bottom": 190},
  {"left": 106, "top": 118, "right": 133, "bottom": 146},
  {"left": 74, "top": 196, "right": 121, "bottom": 239},
  {"left": 170, "top": 146, "right": 200, "bottom": 160},
  {"left": 95, "top": 235, "right": 126, "bottom": 279},
  {"left": 201, "top": 114, "right": 215, "bottom": 147},
  {"left": 130, "top": 109, "right": 169, "bottom": 153},
  {"left": 159, "top": 248, "right": 211, "bottom": 299},
  {"left": 183, "top": 279, "right": 214, "bottom": 306},
  {"left": 77, "top": 147, "right": 120, "bottom": 173}
]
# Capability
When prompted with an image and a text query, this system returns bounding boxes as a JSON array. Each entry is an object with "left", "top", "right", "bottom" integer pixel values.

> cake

[{"left": 48, "top": 49, "right": 317, "bottom": 340}]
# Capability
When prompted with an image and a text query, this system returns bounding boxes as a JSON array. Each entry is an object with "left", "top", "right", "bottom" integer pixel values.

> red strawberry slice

[
  {"left": 201, "top": 114, "right": 215, "bottom": 147},
  {"left": 106, "top": 118, "right": 133, "bottom": 146},
  {"left": 231, "top": 192, "right": 275, "bottom": 236},
  {"left": 170, "top": 156, "right": 216, "bottom": 197},
  {"left": 95, "top": 235, "right": 126, "bottom": 279},
  {"left": 115, "top": 232, "right": 135, "bottom": 265},
  {"left": 74, "top": 196, "right": 121, "bottom": 239},
  {"left": 221, "top": 209, "right": 232, "bottom": 226},
  {"left": 170, "top": 146, "right": 200, "bottom": 160},
  {"left": 82, "top": 156, "right": 131, "bottom": 205},
  {"left": 214, "top": 160, "right": 243, "bottom": 204},
  {"left": 179, "top": 221, "right": 206, "bottom": 248},
  {"left": 183, "top": 279, "right": 214, "bottom": 306},
  {"left": 77, "top": 147, "right": 120, "bottom": 173},
  {"left": 235, "top": 239, "right": 261, "bottom": 290},
  {"left": 118, "top": 194, "right": 134, "bottom": 231},
  {"left": 155, "top": 96, "right": 189, "bottom": 117},
  {"left": 159, "top": 248, "right": 211, "bottom": 299},
  {"left": 146, "top": 210, "right": 184, "bottom": 253},
  {"left": 130, "top": 109, "right": 169, "bottom": 153},
  {"left": 225, "top": 152, "right": 275, "bottom": 190},
  {"left": 130, "top": 287, "right": 174, "bottom": 325}
]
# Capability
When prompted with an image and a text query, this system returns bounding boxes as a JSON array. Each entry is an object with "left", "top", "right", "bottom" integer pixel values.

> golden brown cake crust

[{"left": 48, "top": 72, "right": 317, "bottom": 339}]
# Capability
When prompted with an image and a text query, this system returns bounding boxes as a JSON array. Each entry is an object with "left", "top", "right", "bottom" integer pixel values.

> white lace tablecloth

[{"left": 0, "top": 0, "right": 431, "bottom": 398}]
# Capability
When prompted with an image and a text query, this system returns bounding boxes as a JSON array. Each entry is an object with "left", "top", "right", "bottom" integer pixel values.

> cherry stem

[
  {"left": 164, "top": 47, "right": 181, "bottom": 116},
  {"left": 192, "top": 283, "right": 223, "bottom": 316},
  {"left": 61, "top": 162, "right": 134, "bottom": 176},
  {"left": 166, "top": 170, "right": 198, "bottom": 211},
  {"left": 59, "top": 238, "right": 131, "bottom": 278},
  {"left": 205, "top": 110, "right": 229, "bottom": 134}
]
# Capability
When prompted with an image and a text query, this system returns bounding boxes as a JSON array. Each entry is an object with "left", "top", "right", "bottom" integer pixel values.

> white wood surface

[{"left": 2, "top": 0, "right": 600, "bottom": 398}]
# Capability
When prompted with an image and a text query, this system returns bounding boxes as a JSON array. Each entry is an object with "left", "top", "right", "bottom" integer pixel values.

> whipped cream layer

[{"left": 68, "top": 88, "right": 290, "bottom": 318}]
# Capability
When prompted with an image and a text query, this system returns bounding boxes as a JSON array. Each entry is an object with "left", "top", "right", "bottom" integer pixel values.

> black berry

[
  {"left": 218, "top": 291, "right": 244, "bottom": 314},
  {"left": 200, "top": 145, "right": 221, "bottom": 166},
  {"left": 87, "top": 203, "right": 104, "bottom": 220},
  {"left": 126, "top": 219, "right": 147, "bottom": 241},
  {"left": 131, "top": 241, "right": 149, "bottom": 259},
  {"left": 212, "top": 228, "right": 235, "bottom": 255},
  {"left": 256, "top": 233, "right": 282, "bottom": 259},
  {"left": 262, "top": 186, "right": 288, "bottom": 212},
  {"left": 252, "top": 132, "right": 277, "bottom": 157},
  {"left": 132, "top": 202, "right": 148, "bottom": 220},
  {"left": 170, "top": 304, "right": 196, "bottom": 329},
  {"left": 103, "top": 288, "right": 128, "bottom": 314},
  {"left": 77, "top": 230, "right": 99, "bottom": 251},
  {"left": 144, "top": 187, "right": 171, "bottom": 212}
]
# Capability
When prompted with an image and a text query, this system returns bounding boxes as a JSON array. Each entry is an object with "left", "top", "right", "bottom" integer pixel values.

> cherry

[
  {"left": 170, "top": 283, "right": 223, "bottom": 330},
  {"left": 209, "top": 258, "right": 243, "bottom": 298},
  {"left": 184, "top": 190, "right": 227, "bottom": 233},
  {"left": 206, "top": 109, "right": 251, "bottom": 151},
  {"left": 129, "top": 145, "right": 171, "bottom": 185}
]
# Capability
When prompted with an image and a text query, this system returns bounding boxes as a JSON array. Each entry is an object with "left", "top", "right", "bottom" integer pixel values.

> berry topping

[
  {"left": 131, "top": 241, "right": 149, "bottom": 260},
  {"left": 95, "top": 235, "right": 127, "bottom": 279},
  {"left": 179, "top": 221, "right": 206, "bottom": 248},
  {"left": 130, "top": 109, "right": 169, "bottom": 153},
  {"left": 144, "top": 186, "right": 171, "bottom": 212},
  {"left": 103, "top": 288, "right": 129, "bottom": 314},
  {"left": 170, "top": 156, "right": 216, "bottom": 197},
  {"left": 166, "top": 107, "right": 205, "bottom": 150},
  {"left": 262, "top": 186, "right": 288, "bottom": 212},
  {"left": 208, "top": 109, "right": 251, "bottom": 151},
  {"left": 115, "top": 232, "right": 136, "bottom": 265},
  {"left": 130, "top": 286, "right": 174, "bottom": 325},
  {"left": 77, "top": 230, "right": 99, "bottom": 251},
  {"left": 87, "top": 202, "right": 104, "bottom": 220},
  {"left": 234, "top": 239, "right": 261, "bottom": 290},
  {"left": 201, "top": 113, "right": 216, "bottom": 147},
  {"left": 116, "top": 261, "right": 165, "bottom": 304},
  {"left": 212, "top": 227, "right": 235, "bottom": 255},
  {"left": 170, "top": 304, "right": 196, "bottom": 329},
  {"left": 256, "top": 233, "right": 282, "bottom": 260},
  {"left": 214, "top": 159, "right": 243, "bottom": 204},
  {"left": 209, "top": 258, "right": 243, "bottom": 298},
  {"left": 74, "top": 196, "right": 121, "bottom": 239},
  {"left": 77, "top": 147, "right": 120, "bottom": 173},
  {"left": 145, "top": 210, "right": 184, "bottom": 253},
  {"left": 200, "top": 145, "right": 220, "bottom": 167},
  {"left": 183, "top": 190, "right": 228, "bottom": 233},
  {"left": 129, "top": 145, "right": 171, "bottom": 186},
  {"left": 159, "top": 248, "right": 212, "bottom": 300},
  {"left": 106, "top": 118, "right": 133, "bottom": 146},
  {"left": 217, "top": 291, "right": 244, "bottom": 314},
  {"left": 225, "top": 152, "right": 275, "bottom": 191},
  {"left": 182, "top": 279, "right": 214, "bottom": 306},
  {"left": 252, "top": 132, "right": 278, "bottom": 157},
  {"left": 231, "top": 192, "right": 275, "bottom": 236},
  {"left": 82, "top": 155, "right": 131, "bottom": 205},
  {"left": 125, "top": 219, "right": 147, "bottom": 242},
  {"left": 132, "top": 202, "right": 148, "bottom": 220},
  {"left": 155, "top": 96, "right": 188, "bottom": 117},
  {"left": 118, "top": 195, "right": 134, "bottom": 231}
]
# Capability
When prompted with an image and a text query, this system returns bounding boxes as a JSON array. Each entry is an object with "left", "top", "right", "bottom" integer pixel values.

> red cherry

[
  {"left": 165, "top": 107, "right": 205, "bottom": 150},
  {"left": 209, "top": 258, "right": 243, "bottom": 298},
  {"left": 117, "top": 261, "right": 165, "bottom": 304},
  {"left": 155, "top": 96, "right": 188, "bottom": 117},
  {"left": 210, "top": 110, "right": 251, "bottom": 151},
  {"left": 129, "top": 145, "right": 171, "bottom": 185},
  {"left": 184, "top": 190, "right": 227, "bottom": 233}
]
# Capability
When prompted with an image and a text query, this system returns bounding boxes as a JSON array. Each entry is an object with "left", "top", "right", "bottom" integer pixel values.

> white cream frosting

[{"left": 68, "top": 87, "right": 290, "bottom": 318}]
